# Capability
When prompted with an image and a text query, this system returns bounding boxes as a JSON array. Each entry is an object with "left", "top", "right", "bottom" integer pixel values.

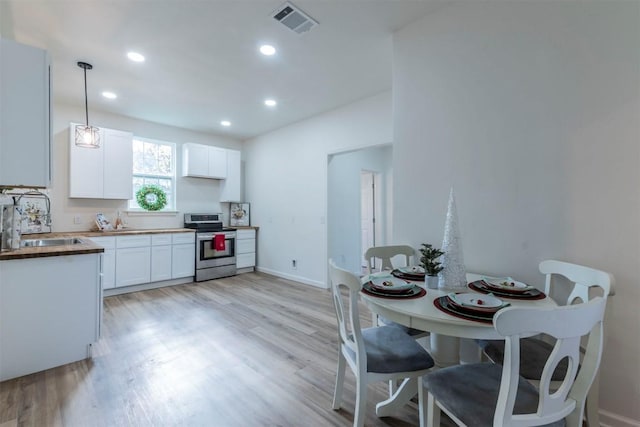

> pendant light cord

[{"left": 83, "top": 67, "right": 89, "bottom": 126}]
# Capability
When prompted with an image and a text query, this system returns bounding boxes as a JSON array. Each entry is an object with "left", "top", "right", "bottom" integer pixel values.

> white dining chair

[
  {"left": 364, "top": 245, "right": 415, "bottom": 273},
  {"left": 364, "top": 245, "right": 430, "bottom": 341},
  {"left": 421, "top": 296, "right": 607, "bottom": 427},
  {"left": 477, "top": 259, "right": 615, "bottom": 427},
  {"left": 328, "top": 259, "right": 434, "bottom": 427}
]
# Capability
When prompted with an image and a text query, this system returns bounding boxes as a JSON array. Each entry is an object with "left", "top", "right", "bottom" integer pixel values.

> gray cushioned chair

[
  {"left": 477, "top": 260, "right": 614, "bottom": 427},
  {"left": 421, "top": 296, "right": 607, "bottom": 427},
  {"left": 329, "top": 259, "right": 434, "bottom": 427}
]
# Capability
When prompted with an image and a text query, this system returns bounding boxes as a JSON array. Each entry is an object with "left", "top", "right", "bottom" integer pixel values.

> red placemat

[
  {"left": 361, "top": 284, "right": 426, "bottom": 299},
  {"left": 469, "top": 280, "right": 546, "bottom": 300},
  {"left": 433, "top": 296, "right": 494, "bottom": 324}
]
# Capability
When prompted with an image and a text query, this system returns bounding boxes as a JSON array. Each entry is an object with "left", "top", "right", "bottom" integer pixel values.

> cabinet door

[
  {"left": 172, "top": 243, "right": 195, "bottom": 279},
  {"left": 151, "top": 245, "right": 172, "bottom": 282},
  {"left": 101, "top": 249, "right": 116, "bottom": 289},
  {"left": 69, "top": 123, "right": 105, "bottom": 198},
  {"left": 103, "top": 128, "right": 133, "bottom": 199},
  {"left": 0, "top": 38, "right": 51, "bottom": 188},
  {"left": 236, "top": 253, "right": 256, "bottom": 269},
  {"left": 208, "top": 147, "right": 228, "bottom": 179},
  {"left": 115, "top": 247, "right": 151, "bottom": 287},
  {"left": 182, "top": 143, "right": 209, "bottom": 177},
  {"left": 236, "top": 238, "right": 255, "bottom": 255},
  {"left": 220, "top": 149, "right": 241, "bottom": 202}
]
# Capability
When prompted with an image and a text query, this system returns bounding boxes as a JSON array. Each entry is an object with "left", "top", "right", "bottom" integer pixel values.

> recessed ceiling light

[
  {"left": 259, "top": 44, "right": 276, "bottom": 56},
  {"left": 221, "top": 120, "right": 231, "bottom": 127},
  {"left": 127, "top": 52, "right": 145, "bottom": 62},
  {"left": 264, "top": 99, "right": 277, "bottom": 107},
  {"left": 102, "top": 91, "right": 117, "bottom": 99}
]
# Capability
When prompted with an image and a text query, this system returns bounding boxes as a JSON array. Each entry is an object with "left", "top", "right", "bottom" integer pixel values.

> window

[{"left": 129, "top": 137, "right": 176, "bottom": 211}]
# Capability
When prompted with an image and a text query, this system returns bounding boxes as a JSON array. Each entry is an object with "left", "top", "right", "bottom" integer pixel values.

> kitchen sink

[{"left": 20, "top": 238, "right": 84, "bottom": 248}]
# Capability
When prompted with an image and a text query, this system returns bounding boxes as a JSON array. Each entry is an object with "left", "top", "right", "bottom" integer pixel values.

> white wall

[
  {"left": 244, "top": 92, "right": 392, "bottom": 287},
  {"left": 50, "top": 103, "right": 243, "bottom": 231},
  {"left": 393, "top": 1, "right": 639, "bottom": 423},
  {"left": 328, "top": 145, "right": 392, "bottom": 273}
]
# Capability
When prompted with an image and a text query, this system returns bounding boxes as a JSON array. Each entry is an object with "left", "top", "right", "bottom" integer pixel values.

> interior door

[{"left": 361, "top": 171, "right": 375, "bottom": 270}]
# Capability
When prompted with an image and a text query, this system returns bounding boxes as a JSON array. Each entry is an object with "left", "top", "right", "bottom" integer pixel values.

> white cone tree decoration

[{"left": 438, "top": 188, "right": 467, "bottom": 289}]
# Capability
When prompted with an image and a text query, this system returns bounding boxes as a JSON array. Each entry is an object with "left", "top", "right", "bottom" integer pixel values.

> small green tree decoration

[{"left": 419, "top": 243, "right": 445, "bottom": 276}]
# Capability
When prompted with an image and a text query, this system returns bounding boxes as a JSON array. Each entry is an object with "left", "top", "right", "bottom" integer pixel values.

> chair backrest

[
  {"left": 364, "top": 245, "right": 415, "bottom": 273},
  {"left": 328, "top": 259, "right": 366, "bottom": 369},
  {"left": 539, "top": 260, "right": 615, "bottom": 305},
  {"left": 492, "top": 297, "right": 607, "bottom": 427}
]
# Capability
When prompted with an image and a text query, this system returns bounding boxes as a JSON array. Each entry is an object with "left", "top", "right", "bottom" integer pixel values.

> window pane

[{"left": 130, "top": 138, "right": 176, "bottom": 210}]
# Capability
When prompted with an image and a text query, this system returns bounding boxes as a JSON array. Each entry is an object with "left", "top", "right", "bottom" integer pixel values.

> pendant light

[{"left": 75, "top": 61, "right": 100, "bottom": 148}]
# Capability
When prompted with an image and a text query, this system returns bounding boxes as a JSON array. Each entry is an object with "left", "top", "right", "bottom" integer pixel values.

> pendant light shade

[{"left": 75, "top": 61, "right": 100, "bottom": 148}]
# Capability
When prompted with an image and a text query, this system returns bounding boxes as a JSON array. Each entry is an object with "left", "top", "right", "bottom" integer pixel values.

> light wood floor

[{"left": 0, "top": 272, "right": 429, "bottom": 426}]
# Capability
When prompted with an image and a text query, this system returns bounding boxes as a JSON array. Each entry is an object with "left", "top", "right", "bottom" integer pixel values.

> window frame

[{"left": 128, "top": 136, "right": 177, "bottom": 212}]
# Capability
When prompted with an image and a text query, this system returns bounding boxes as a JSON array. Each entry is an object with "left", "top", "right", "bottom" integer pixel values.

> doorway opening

[{"left": 361, "top": 170, "right": 382, "bottom": 274}]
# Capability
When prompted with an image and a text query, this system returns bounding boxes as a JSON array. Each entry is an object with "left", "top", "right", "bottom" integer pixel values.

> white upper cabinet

[
  {"left": 182, "top": 143, "right": 227, "bottom": 179},
  {"left": 0, "top": 38, "right": 51, "bottom": 188},
  {"left": 69, "top": 123, "right": 133, "bottom": 199},
  {"left": 220, "top": 149, "right": 241, "bottom": 202}
]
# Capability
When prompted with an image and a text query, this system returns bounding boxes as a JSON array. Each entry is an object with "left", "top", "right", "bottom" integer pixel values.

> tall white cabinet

[
  {"left": 0, "top": 38, "right": 51, "bottom": 188},
  {"left": 69, "top": 124, "right": 133, "bottom": 199}
]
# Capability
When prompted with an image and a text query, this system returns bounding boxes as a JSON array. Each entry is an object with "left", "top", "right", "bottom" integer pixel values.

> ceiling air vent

[{"left": 272, "top": 2, "right": 318, "bottom": 34}]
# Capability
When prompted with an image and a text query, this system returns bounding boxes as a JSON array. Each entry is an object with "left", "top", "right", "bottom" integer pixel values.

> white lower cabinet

[
  {"left": 172, "top": 232, "right": 195, "bottom": 278},
  {"left": 116, "top": 246, "right": 151, "bottom": 287},
  {"left": 90, "top": 236, "right": 116, "bottom": 289},
  {"left": 235, "top": 229, "right": 256, "bottom": 271},
  {"left": 151, "top": 234, "right": 173, "bottom": 282},
  {"left": 90, "top": 232, "right": 195, "bottom": 291},
  {"left": 151, "top": 245, "right": 172, "bottom": 282},
  {"left": 0, "top": 254, "right": 101, "bottom": 381}
]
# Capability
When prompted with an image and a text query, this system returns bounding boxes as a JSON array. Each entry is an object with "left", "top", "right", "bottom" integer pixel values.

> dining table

[{"left": 360, "top": 271, "right": 557, "bottom": 417}]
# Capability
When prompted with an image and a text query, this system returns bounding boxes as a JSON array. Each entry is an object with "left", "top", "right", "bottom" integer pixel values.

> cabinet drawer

[
  {"left": 236, "top": 238, "right": 255, "bottom": 255},
  {"left": 236, "top": 229, "right": 256, "bottom": 240},
  {"left": 172, "top": 233, "right": 195, "bottom": 245},
  {"left": 116, "top": 234, "right": 151, "bottom": 248},
  {"left": 90, "top": 236, "right": 116, "bottom": 249},
  {"left": 151, "top": 234, "right": 172, "bottom": 246},
  {"left": 236, "top": 253, "right": 255, "bottom": 269}
]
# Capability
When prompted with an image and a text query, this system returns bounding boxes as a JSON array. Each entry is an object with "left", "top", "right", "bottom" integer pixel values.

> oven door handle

[{"left": 196, "top": 232, "right": 236, "bottom": 240}]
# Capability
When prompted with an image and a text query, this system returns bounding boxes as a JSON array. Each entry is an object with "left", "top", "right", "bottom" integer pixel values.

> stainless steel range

[{"left": 184, "top": 213, "right": 236, "bottom": 281}]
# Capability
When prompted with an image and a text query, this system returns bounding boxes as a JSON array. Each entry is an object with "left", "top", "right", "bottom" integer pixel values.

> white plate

[
  {"left": 397, "top": 266, "right": 425, "bottom": 275},
  {"left": 448, "top": 292, "right": 504, "bottom": 309},
  {"left": 483, "top": 276, "right": 533, "bottom": 291},
  {"left": 369, "top": 276, "right": 414, "bottom": 292}
]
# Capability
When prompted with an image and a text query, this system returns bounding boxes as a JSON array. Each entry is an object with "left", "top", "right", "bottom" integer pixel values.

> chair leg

[
  {"left": 427, "top": 392, "right": 440, "bottom": 427},
  {"left": 354, "top": 374, "right": 367, "bottom": 427},
  {"left": 585, "top": 374, "right": 601, "bottom": 427},
  {"left": 418, "top": 376, "right": 426, "bottom": 427},
  {"left": 332, "top": 352, "right": 346, "bottom": 410}
]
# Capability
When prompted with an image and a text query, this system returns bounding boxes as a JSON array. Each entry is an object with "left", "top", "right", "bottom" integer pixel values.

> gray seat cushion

[
  {"left": 379, "top": 316, "right": 429, "bottom": 337},
  {"left": 477, "top": 338, "right": 568, "bottom": 381},
  {"left": 346, "top": 325, "right": 434, "bottom": 374},
  {"left": 423, "top": 363, "right": 565, "bottom": 427}
]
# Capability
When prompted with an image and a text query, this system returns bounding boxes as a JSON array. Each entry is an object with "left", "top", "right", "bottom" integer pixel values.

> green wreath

[{"left": 136, "top": 185, "right": 167, "bottom": 211}]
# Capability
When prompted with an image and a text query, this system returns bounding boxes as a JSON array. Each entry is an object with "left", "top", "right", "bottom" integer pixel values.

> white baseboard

[
  {"left": 103, "top": 277, "right": 193, "bottom": 296},
  {"left": 600, "top": 409, "right": 640, "bottom": 427},
  {"left": 256, "top": 267, "right": 327, "bottom": 289}
]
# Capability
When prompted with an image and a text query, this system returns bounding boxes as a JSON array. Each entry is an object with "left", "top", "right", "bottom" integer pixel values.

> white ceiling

[{"left": 1, "top": 1, "right": 445, "bottom": 140}]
